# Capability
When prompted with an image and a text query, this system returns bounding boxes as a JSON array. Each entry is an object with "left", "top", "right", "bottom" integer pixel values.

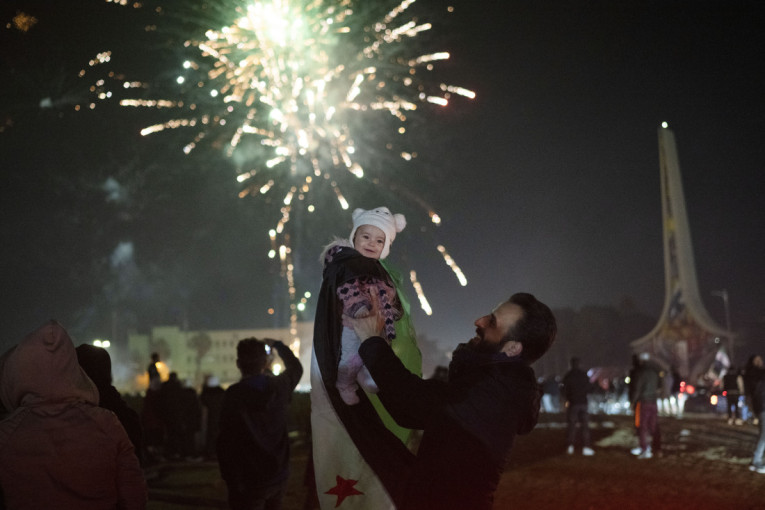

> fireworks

[{"left": 85, "top": 0, "right": 472, "bottom": 347}]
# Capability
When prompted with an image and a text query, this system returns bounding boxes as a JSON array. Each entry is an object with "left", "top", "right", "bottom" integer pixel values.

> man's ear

[{"left": 501, "top": 340, "right": 523, "bottom": 357}]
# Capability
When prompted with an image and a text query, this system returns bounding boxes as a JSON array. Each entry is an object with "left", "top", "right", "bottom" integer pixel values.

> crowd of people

[
  {"left": 542, "top": 351, "right": 765, "bottom": 469},
  {"left": 0, "top": 205, "right": 763, "bottom": 509},
  {"left": 0, "top": 321, "right": 303, "bottom": 510},
  {"left": 142, "top": 355, "right": 225, "bottom": 464}
]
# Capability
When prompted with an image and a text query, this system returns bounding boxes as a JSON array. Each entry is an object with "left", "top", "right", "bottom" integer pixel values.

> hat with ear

[{"left": 349, "top": 206, "right": 406, "bottom": 260}]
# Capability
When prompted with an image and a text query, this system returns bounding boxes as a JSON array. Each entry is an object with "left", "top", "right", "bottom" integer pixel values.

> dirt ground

[{"left": 146, "top": 412, "right": 765, "bottom": 510}]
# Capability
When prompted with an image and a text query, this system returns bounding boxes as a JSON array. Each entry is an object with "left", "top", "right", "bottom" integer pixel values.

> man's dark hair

[
  {"left": 236, "top": 337, "right": 268, "bottom": 375},
  {"left": 503, "top": 292, "right": 557, "bottom": 363}
]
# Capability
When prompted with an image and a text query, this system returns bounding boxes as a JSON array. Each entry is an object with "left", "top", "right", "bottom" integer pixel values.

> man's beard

[{"left": 466, "top": 334, "right": 502, "bottom": 354}]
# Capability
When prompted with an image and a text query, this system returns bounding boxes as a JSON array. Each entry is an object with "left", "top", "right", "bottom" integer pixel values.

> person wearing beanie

[
  {"left": 322, "top": 206, "right": 409, "bottom": 405},
  {"left": 310, "top": 206, "right": 423, "bottom": 509}
]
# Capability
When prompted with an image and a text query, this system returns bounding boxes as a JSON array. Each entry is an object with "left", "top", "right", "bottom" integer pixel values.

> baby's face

[{"left": 354, "top": 224, "right": 386, "bottom": 259}]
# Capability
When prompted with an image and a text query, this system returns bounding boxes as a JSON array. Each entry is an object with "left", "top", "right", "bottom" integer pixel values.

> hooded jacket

[
  {"left": 0, "top": 321, "right": 147, "bottom": 510},
  {"left": 360, "top": 337, "right": 541, "bottom": 510}
]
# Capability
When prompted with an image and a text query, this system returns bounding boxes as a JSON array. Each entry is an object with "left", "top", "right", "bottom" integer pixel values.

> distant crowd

[{"left": 542, "top": 352, "right": 765, "bottom": 469}]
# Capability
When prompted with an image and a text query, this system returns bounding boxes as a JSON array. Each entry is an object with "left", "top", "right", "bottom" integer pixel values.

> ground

[{"left": 145, "top": 413, "right": 765, "bottom": 510}]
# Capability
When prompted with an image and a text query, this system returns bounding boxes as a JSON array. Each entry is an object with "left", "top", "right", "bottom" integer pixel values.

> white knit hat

[{"left": 349, "top": 206, "right": 406, "bottom": 260}]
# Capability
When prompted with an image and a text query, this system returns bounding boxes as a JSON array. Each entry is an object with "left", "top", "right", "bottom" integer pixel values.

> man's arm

[
  {"left": 267, "top": 339, "right": 304, "bottom": 390},
  {"left": 358, "top": 336, "right": 444, "bottom": 429}
]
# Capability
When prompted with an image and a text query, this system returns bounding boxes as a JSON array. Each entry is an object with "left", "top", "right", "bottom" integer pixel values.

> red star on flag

[{"left": 325, "top": 475, "right": 364, "bottom": 507}]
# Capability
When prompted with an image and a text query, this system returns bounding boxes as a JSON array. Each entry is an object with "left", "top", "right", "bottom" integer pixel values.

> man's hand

[
  {"left": 262, "top": 338, "right": 280, "bottom": 348},
  {"left": 348, "top": 312, "right": 384, "bottom": 341}
]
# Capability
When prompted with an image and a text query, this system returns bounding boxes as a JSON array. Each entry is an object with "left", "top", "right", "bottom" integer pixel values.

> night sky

[{"left": 2, "top": 1, "right": 764, "bottom": 366}]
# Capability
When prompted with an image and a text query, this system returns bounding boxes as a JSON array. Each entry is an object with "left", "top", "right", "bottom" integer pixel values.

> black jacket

[
  {"left": 562, "top": 367, "right": 590, "bottom": 406},
  {"left": 216, "top": 341, "right": 303, "bottom": 490},
  {"left": 360, "top": 337, "right": 541, "bottom": 510}
]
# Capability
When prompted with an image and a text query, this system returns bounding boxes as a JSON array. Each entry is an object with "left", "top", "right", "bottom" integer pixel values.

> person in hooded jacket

[
  {"left": 217, "top": 337, "right": 303, "bottom": 510},
  {"left": 0, "top": 320, "right": 147, "bottom": 510},
  {"left": 352, "top": 292, "right": 557, "bottom": 510}
]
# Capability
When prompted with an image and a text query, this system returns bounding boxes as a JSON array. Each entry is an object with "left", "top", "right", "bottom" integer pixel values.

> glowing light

[
  {"left": 436, "top": 245, "right": 467, "bottom": 286},
  {"left": 409, "top": 270, "right": 432, "bottom": 315},
  {"left": 12, "top": 12, "right": 38, "bottom": 32}
]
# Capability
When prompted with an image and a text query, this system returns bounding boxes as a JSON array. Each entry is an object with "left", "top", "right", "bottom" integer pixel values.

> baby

[{"left": 320, "top": 206, "right": 406, "bottom": 405}]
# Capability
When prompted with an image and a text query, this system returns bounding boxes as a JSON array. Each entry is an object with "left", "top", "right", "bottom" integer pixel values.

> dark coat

[
  {"left": 562, "top": 367, "right": 590, "bottom": 406},
  {"left": 747, "top": 367, "right": 765, "bottom": 415},
  {"left": 360, "top": 337, "right": 541, "bottom": 510},
  {"left": 75, "top": 344, "right": 143, "bottom": 460},
  {"left": 216, "top": 341, "right": 303, "bottom": 491}
]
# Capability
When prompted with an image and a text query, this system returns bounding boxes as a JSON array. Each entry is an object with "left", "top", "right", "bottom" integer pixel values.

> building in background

[{"left": 124, "top": 322, "right": 313, "bottom": 392}]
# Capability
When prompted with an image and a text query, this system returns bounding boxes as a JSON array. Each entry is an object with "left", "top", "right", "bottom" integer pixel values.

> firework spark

[{"left": 86, "top": 0, "right": 472, "bottom": 347}]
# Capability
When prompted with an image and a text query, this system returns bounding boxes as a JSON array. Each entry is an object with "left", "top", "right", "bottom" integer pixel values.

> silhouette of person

[
  {"left": 76, "top": 343, "right": 144, "bottom": 463},
  {"left": 147, "top": 352, "right": 161, "bottom": 390},
  {"left": 159, "top": 372, "right": 187, "bottom": 459},
  {"left": 217, "top": 338, "right": 303, "bottom": 510},
  {"left": 630, "top": 352, "right": 662, "bottom": 458},
  {"left": 562, "top": 357, "right": 594, "bottom": 455},
  {"left": 201, "top": 375, "right": 226, "bottom": 460}
]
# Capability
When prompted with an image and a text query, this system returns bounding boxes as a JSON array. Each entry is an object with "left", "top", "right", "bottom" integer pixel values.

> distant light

[
  {"left": 661, "top": 121, "right": 669, "bottom": 128},
  {"left": 177, "top": 76, "right": 185, "bottom": 84},
  {"left": 93, "top": 339, "right": 111, "bottom": 348}
]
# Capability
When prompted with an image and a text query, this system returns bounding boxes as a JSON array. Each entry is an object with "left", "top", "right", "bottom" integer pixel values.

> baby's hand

[
  {"left": 353, "top": 306, "right": 370, "bottom": 318},
  {"left": 347, "top": 292, "right": 383, "bottom": 340}
]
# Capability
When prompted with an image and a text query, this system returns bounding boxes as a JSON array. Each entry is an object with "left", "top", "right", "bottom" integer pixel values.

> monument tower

[{"left": 631, "top": 124, "right": 733, "bottom": 384}]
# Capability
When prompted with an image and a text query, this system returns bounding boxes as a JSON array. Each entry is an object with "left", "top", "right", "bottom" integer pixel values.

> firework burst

[{"left": 86, "top": 0, "right": 473, "bottom": 349}]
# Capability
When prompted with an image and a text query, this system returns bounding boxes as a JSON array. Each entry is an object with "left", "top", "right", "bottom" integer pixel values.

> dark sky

[{"left": 2, "top": 0, "right": 764, "bottom": 362}]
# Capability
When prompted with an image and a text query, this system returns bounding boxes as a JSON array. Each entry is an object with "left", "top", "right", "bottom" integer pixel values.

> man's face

[
  {"left": 755, "top": 356, "right": 764, "bottom": 368},
  {"left": 354, "top": 224, "right": 386, "bottom": 259},
  {"left": 470, "top": 301, "right": 524, "bottom": 353}
]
